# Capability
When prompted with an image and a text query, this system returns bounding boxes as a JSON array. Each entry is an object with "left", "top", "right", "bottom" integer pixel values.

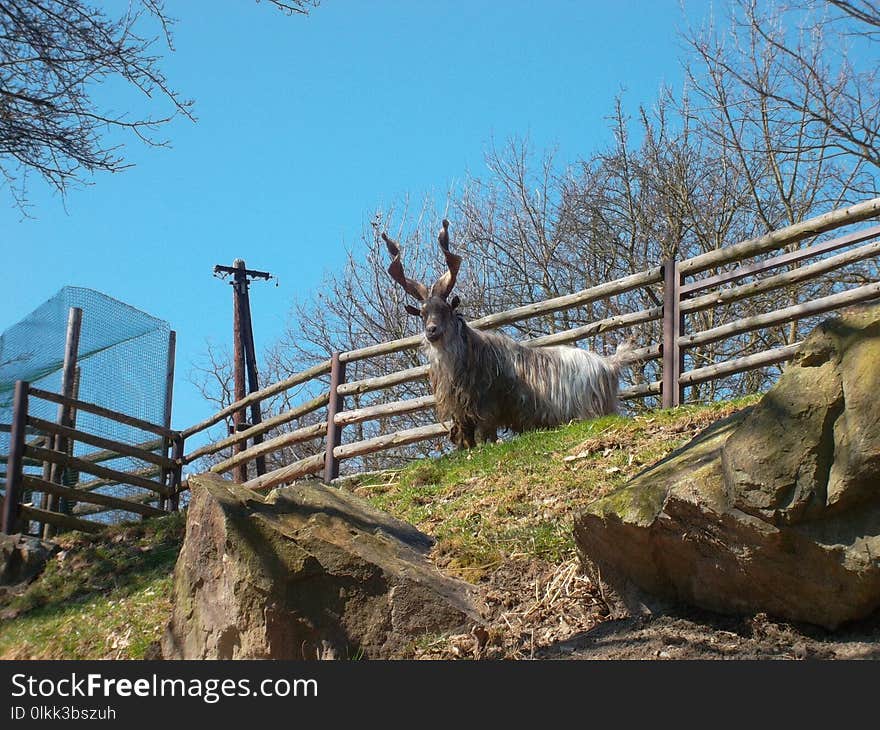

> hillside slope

[{"left": 2, "top": 397, "right": 878, "bottom": 659}]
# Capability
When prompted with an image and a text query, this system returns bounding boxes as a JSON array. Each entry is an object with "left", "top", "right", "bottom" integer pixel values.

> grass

[
  {"left": 355, "top": 396, "right": 760, "bottom": 579},
  {"left": 0, "top": 511, "right": 185, "bottom": 659},
  {"left": 0, "top": 396, "right": 760, "bottom": 658}
]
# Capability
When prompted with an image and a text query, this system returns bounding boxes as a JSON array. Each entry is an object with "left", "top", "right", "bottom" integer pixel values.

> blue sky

[{"left": 1, "top": 1, "right": 699, "bottom": 436}]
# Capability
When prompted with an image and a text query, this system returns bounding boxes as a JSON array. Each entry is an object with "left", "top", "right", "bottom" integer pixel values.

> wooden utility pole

[{"left": 214, "top": 260, "right": 273, "bottom": 483}]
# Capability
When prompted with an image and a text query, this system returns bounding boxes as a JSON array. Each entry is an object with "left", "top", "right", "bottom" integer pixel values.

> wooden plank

[
  {"left": 679, "top": 281, "right": 880, "bottom": 349},
  {"left": 210, "top": 422, "right": 327, "bottom": 475},
  {"left": 335, "top": 394, "right": 437, "bottom": 427},
  {"left": 679, "top": 342, "right": 802, "bottom": 386},
  {"left": 679, "top": 197, "right": 880, "bottom": 276},
  {"left": 680, "top": 224, "right": 880, "bottom": 296},
  {"left": 78, "top": 436, "right": 165, "bottom": 466},
  {"left": 22, "top": 475, "right": 166, "bottom": 518},
  {"left": 338, "top": 365, "right": 431, "bottom": 397},
  {"left": 339, "top": 267, "right": 663, "bottom": 364},
  {"left": 19, "top": 504, "right": 104, "bottom": 534},
  {"left": 183, "top": 392, "right": 330, "bottom": 464},
  {"left": 74, "top": 465, "right": 161, "bottom": 493},
  {"left": 334, "top": 422, "right": 450, "bottom": 461},
  {"left": 526, "top": 306, "right": 663, "bottom": 347},
  {"left": 680, "top": 239, "right": 880, "bottom": 315},
  {"left": 620, "top": 381, "right": 661, "bottom": 399},
  {"left": 24, "top": 445, "right": 170, "bottom": 496},
  {"left": 26, "top": 417, "right": 175, "bottom": 469},
  {"left": 73, "top": 489, "right": 162, "bottom": 516},
  {"left": 181, "top": 359, "right": 332, "bottom": 439},
  {"left": 240, "top": 453, "right": 325, "bottom": 492},
  {"left": 28, "top": 387, "right": 176, "bottom": 439}
]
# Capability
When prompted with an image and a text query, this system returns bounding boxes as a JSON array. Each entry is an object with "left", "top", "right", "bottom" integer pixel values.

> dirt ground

[{"left": 419, "top": 557, "right": 880, "bottom": 660}]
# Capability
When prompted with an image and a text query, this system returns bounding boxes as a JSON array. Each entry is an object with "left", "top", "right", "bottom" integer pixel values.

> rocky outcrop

[
  {"left": 0, "top": 533, "right": 58, "bottom": 586},
  {"left": 575, "top": 303, "right": 880, "bottom": 629},
  {"left": 162, "top": 473, "right": 483, "bottom": 659}
]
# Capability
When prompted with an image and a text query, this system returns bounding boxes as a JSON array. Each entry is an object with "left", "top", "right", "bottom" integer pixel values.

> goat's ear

[
  {"left": 383, "top": 232, "right": 428, "bottom": 301},
  {"left": 404, "top": 304, "right": 422, "bottom": 317},
  {"left": 431, "top": 219, "right": 462, "bottom": 299},
  {"left": 450, "top": 295, "right": 460, "bottom": 310}
]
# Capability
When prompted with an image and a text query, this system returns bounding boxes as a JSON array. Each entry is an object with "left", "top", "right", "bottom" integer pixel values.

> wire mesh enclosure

[{"left": 0, "top": 286, "right": 174, "bottom": 526}]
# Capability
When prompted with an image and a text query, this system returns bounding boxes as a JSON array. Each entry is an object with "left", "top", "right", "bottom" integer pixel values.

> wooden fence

[
  {"left": 2, "top": 196, "right": 880, "bottom": 534},
  {"left": 0, "top": 381, "right": 182, "bottom": 535}
]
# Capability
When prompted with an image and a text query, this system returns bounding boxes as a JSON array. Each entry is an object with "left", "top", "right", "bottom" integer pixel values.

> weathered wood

[
  {"left": 335, "top": 394, "right": 437, "bottom": 427},
  {"left": 181, "top": 359, "right": 332, "bottom": 439},
  {"left": 620, "top": 381, "right": 662, "bottom": 399},
  {"left": 1, "top": 381, "right": 28, "bottom": 534},
  {"left": 29, "top": 387, "right": 176, "bottom": 439},
  {"left": 662, "top": 258, "right": 684, "bottom": 408},
  {"left": 43, "top": 307, "right": 82, "bottom": 538},
  {"left": 74, "top": 489, "right": 163, "bottom": 516},
  {"left": 75, "top": 465, "right": 161, "bottom": 493},
  {"left": 22, "top": 475, "right": 167, "bottom": 518},
  {"left": 334, "top": 422, "right": 450, "bottom": 461},
  {"left": 323, "top": 352, "right": 347, "bottom": 484},
  {"left": 526, "top": 306, "right": 663, "bottom": 347},
  {"left": 170, "top": 435, "right": 184, "bottom": 511},
  {"left": 339, "top": 267, "right": 664, "bottom": 364},
  {"left": 338, "top": 365, "right": 431, "bottom": 397},
  {"left": 183, "top": 391, "right": 330, "bottom": 464},
  {"left": 210, "top": 422, "right": 327, "bottom": 475},
  {"left": 231, "top": 262, "right": 248, "bottom": 483},
  {"left": 25, "top": 445, "right": 170, "bottom": 496},
  {"left": 681, "top": 224, "right": 880, "bottom": 296},
  {"left": 679, "top": 281, "right": 880, "bottom": 349},
  {"left": 679, "top": 197, "right": 880, "bottom": 276},
  {"left": 78, "top": 436, "right": 165, "bottom": 467},
  {"left": 680, "top": 239, "right": 880, "bottom": 315},
  {"left": 240, "top": 279, "right": 267, "bottom": 477},
  {"left": 240, "top": 453, "right": 325, "bottom": 492},
  {"left": 19, "top": 504, "right": 104, "bottom": 534},
  {"left": 679, "top": 342, "right": 802, "bottom": 386},
  {"left": 26, "top": 417, "right": 176, "bottom": 469}
]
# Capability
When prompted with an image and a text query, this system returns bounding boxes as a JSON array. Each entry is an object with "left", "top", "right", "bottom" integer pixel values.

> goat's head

[{"left": 383, "top": 220, "right": 462, "bottom": 345}]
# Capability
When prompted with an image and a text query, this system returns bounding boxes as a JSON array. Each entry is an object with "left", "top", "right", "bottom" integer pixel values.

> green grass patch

[
  {"left": 0, "top": 511, "right": 185, "bottom": 659},
  {"left": 356, "top": 396, "right": 759, "bottom": 577}
]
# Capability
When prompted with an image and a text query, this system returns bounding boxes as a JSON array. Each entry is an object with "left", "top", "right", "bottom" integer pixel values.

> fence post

[
  {"left": 169, "top": 434, "right": 184, "bottom": 512},
  {"left": 323, "top": 352, "right": 347, "bottom": 485},
  {"left": 1, "top": 381, "right": 29, "bottom": 535},
  {"left": 662, "top": 257, "right": 685, "bottom": 409}
]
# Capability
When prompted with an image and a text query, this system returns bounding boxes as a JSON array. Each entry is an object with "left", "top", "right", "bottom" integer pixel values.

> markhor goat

[{"left": 383, "top": 220, "right": 633, "bottom": 448}]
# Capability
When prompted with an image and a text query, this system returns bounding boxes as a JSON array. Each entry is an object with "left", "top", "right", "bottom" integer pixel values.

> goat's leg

[
  {"left": 454, "top": 420, "right": 477, "bottom": 449},
  {"left": 476, "top": 427, "right": 498, "bottom": 445}
]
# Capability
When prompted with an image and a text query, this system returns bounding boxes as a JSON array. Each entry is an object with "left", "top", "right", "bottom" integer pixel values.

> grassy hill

[{"left": 0, "top": 398, "right": 758, "bottom": 659}]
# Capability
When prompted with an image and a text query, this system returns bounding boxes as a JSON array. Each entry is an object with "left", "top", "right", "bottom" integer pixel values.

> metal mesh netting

[{"left": 0, "top": 286, "right": 172, "bottom": 526}]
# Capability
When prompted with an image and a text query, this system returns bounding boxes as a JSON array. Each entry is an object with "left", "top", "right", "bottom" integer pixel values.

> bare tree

[{"left": 0, "top": 0, "right": 318, "bottom": 210}]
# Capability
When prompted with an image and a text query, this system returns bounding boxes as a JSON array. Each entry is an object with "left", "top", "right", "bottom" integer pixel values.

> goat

[{"left": 383, "top": 220, "right": 633, "bottom": 448}]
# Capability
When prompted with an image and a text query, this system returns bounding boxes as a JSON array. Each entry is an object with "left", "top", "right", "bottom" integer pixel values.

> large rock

[
  {"left": 0, "top": 533, "right": 58, "bottom": 586},
  {"left": 162, "top": 473, "right": 483, "bottom": 659},
  {"left": 575, "top": 303, "right": 880, "bottom": 629}
]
